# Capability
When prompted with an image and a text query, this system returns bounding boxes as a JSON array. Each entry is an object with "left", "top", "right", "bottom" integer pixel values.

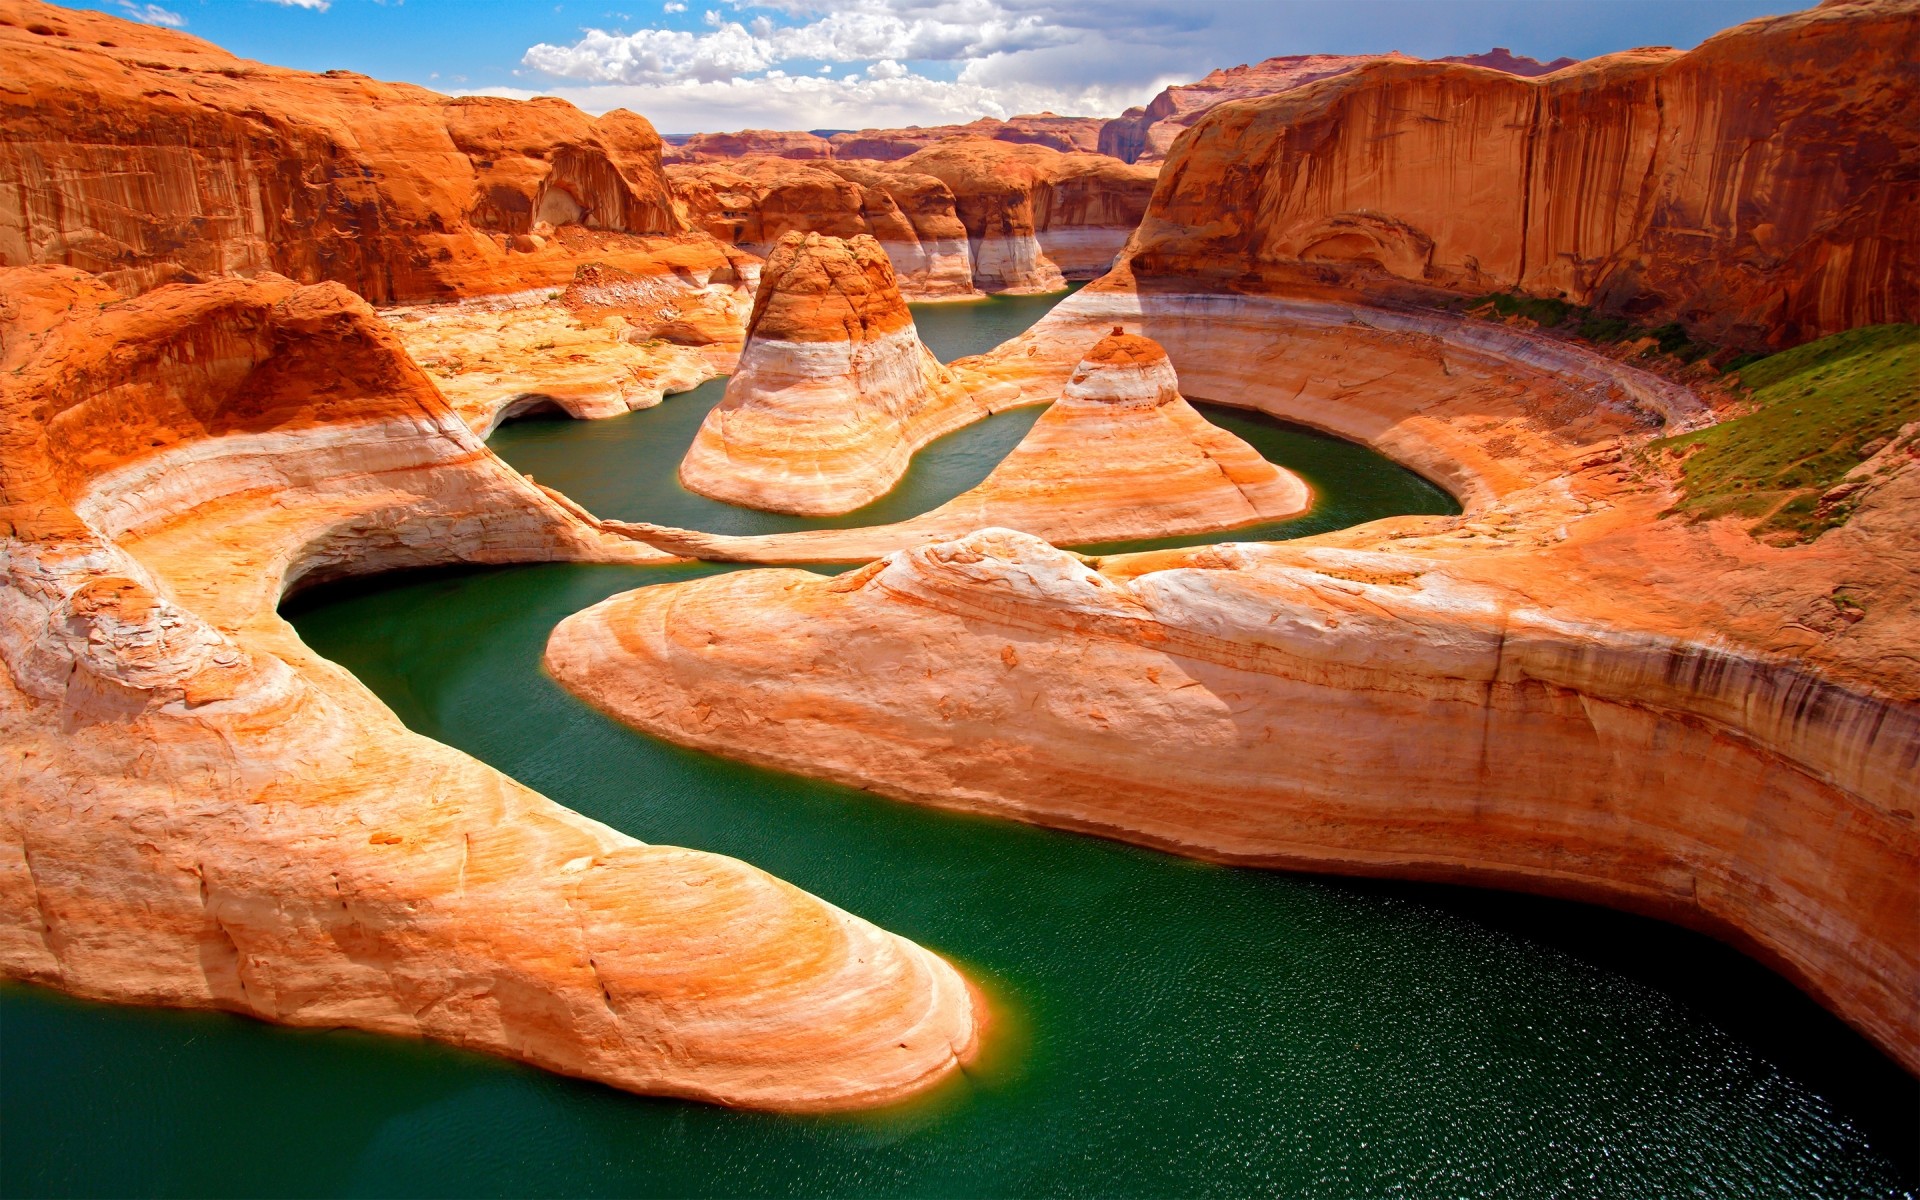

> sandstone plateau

[
  {"left": 0, "top": 0, "right": 731, "bottom": 303},
  {"left": 677, "top": 232, "right": 990, "bottom": 514},
  {"left": 672, "top": 142, "right": 1158, "bottom": 297},
  {"left": 827, "top": 114, "right": 1109, "bottom": 161},
  {"left": 1097, "top": 48, "right": 1577, "bottom": 164},
  {"left": 0, "top": 264, "right": 981, "bottom": 1109},
  {"left": 1121, "top": 0, "right": 1920, "bottom": 348},
  {"left": 628, "top": 328, "right": 1307, "bottom": 562}
]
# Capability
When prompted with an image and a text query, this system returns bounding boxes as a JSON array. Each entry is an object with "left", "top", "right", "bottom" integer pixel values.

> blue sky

[{"left": 67, "top": 0, "right": 1794, "bottom": 132}]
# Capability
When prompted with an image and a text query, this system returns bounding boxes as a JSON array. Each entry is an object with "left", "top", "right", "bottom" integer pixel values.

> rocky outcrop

[
  {"left": 678, "top": 232, "right": 992, "bottom": 514},
  {"left": 1096, "top": 49, "right": 1579, "bottom": 165},
  {"left": 546, "top": 279, "right": 1919, "bottom": 1075},
  {"left": 664, "top": 129, "right": 834, "bottom": 162},
  {"left": 1120, "top": 1, "right": 1920, "bottom": 347},
  {"left": 625, "top": 328, "right": 1305, "bottom": 561},
  {"left": 0, "top": 0, "right": 718, "bottom": 302},
  {"left": 899, "top": 141, "right": 1159, "bottom": 292},
  {"left": 670, "top": 141, "right": 1157, "bottom": 297},
  {"left": 669, "top": 159, "right": 977, "bottom": 299},
  {"left": 0, "top": 265, "right": 981, "bottom": 1109},
  {"left": 829, "top": 114, "right": 1108, "bottom": 161}
]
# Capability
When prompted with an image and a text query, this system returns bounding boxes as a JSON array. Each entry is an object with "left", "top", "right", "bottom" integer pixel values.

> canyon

[{"left": 0, "top": 0, "right": 1916, "bottom": 1144}]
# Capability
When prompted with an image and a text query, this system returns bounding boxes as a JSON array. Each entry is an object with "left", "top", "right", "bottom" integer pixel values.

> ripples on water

[{"left": 4, "top": 288, "right": 1912, "bottom": 1198}]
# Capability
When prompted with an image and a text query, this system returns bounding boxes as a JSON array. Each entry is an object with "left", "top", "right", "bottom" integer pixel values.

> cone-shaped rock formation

[{"left": 678, "top": 232, "right": 960, "bottom": 515}]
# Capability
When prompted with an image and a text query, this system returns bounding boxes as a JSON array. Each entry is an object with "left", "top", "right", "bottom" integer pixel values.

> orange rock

[
  {"left": 0, "top": 0, "right": 738, "bottom": 303},
  {"left": 665, "top": 128, "right": 835, "bottom": 162},
  {"left": 669, "top": 158, "right": 977, "bottom": 298},
  {"left": 678, "top": 232, "right": 987, "bottom": 514},
  {"left": 546, "top": 280, "right": 1919, "bottom": 1075},
  {"left": 629, "top": 328, "right": 1305, "bottom": 560},
  {"left": 829, "top": 114, "right": 1108, "bottom": 161},
  {"left": 1118, "top": 1, "right": 1920, "bottom": 347},
  {"left": 1098, "top": 49, "right": 1578, "bottom": 165},
  {"left": 899, "top": 140, "right": 1159, "bottom": 292},
  {"left": 0, "top": 265, "right": 981, "bottom": 1110}
]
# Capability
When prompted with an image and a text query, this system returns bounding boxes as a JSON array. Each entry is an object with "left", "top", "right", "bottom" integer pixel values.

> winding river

[{"left": 3, "top": 291, "right": 1913, "bottom": 1198}]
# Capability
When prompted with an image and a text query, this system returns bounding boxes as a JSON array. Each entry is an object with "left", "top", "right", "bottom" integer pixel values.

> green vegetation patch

[
  {"left": 1652, "top": 324, "right": 1919, "bottom": 543},
  {"left": 1467, "top": 293, "right": 1714, "bottom": 362}
]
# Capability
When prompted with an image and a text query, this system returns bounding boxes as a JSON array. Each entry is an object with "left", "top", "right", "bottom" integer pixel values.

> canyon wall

[
  {"left": 0, "top": 0, "right": 720, "bottom": 302},
  {"left": 829, "top": 115, "right": 1108, "bottom": 161},
  {"left": 1122, "top": 0, "right": 1920, "bottom": 347},
  {"left": 671, "top": 142, "right": 1158, "bottom": 296},
  {"left": 1095, "top": 49, "right": 1574, "bottom": 165},
  {"left": 0, "top": 265, "right": 981, "bottom": 1109},
  {"left": 551, "top": 281, "right": 1919, "bottom": 1073}
]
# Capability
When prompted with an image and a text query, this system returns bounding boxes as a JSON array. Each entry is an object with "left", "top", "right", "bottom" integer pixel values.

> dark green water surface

[{"left": 4, "top": 294, "right": 1913, "bottom": 1198}]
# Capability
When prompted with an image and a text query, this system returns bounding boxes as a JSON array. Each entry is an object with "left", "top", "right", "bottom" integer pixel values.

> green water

[{"left": 4, "top": 293, "right": 1914, "bottom": 1198}]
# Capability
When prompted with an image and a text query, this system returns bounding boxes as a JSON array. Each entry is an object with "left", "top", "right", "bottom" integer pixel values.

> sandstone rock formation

[
  {"left": 829, "top": 114, "right": 1108, "bottom": 160},
  {"left": 1097, "top": 49, "right": 1577, "bottom": 164},
  {"left": 0, "top": 0, "right": 719, "bottom": 302},
  {"left": 678, "top": 232, "right": 993, "bottom": 514},
  {"left": 669, "top": 159, "right": 977, "bottom": 298},
  {"left": 627, "top": 328, "right": 1305, "bottom": 561},
  {"left": 898, "top": 141, "right": 1159, "bottom": 291},
  {"left": 547, "top": 279, "right": 1919, "bottom": 1077},
  {"left": 671, "top": 141, "right": 1157, "bottom": 296},
  {"left": 0, "top": 265, "right": 981, "bottom": 1109},
  {"left": 664, "top": 128, "right": 835, "bottom": 162},
  {"left": 1120, "top": 1, "right": 1920, "bottom": 347}
]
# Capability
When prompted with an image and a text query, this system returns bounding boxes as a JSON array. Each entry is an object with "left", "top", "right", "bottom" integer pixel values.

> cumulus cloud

[
  {"left": 261, "top": 0, "right": 332, "bottom": 10},
  {"left": 117, "top": 1, "right": 186, "bottom": 25}
]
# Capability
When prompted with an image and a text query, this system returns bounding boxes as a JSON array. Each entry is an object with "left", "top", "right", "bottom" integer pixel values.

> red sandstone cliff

[
  {"left": 664, "top": 129, "right": 835, "bottom": 162},
  {"left": 0, "top": 0, "right": 722, "bottom": 302},
  {"left": 670, "top": 142, "right": 1157, "bottom": 295},
  {"left": 1118, "top": 0, "right": 1919, "bottom": 347},
  {"left": 829, "top": 114, "right": 1108, "bottom": 161}
]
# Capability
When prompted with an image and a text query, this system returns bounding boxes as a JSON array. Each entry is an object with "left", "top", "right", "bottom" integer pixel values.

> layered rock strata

[
  {"left": 1096, "top": 49, "right": 1574, "bottom": 164},
  {"left": 0, "top": 0, "right": 719, "bottom": 302},
  {"left": 898, "top": 141, "right": 1159, "bottom": 292},
  {"left": 628, "top": 328, "right": 1305, "bottom": 561},
  {"left": 548, "top": 282, "right": 1918, "bottom": 1075},
  {"left": 0, "top": 265, "right": 981, "bottom": 1109},
  {"left": 664, "top": 129, "right": 834, "bottom": 162},
  {"left": 1122, "top": 1, "right": 1920, "bottom": 347},
  {"left": 670, "top": 159, "right": 977, "bottom": 299},
  {"left": 678, "top": 232, "right": 992, "bottom": 514},
  {"left": 828, "top": 114, "right": 1108, "bottom": 161},
  {"left": 384, "top": 248, "right": 758, "bottom": 434},
  {"left": 672, "top": 141, "right": 1157, "bottom": 296}
]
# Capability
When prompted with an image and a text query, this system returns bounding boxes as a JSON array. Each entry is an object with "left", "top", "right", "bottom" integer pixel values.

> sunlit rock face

[
  {"left": 678, "top": 232, "right": 971, "bottom": 515},
  {"left": 669, "top": 159, "right": 978, "bottom": 299},
  {"left": 0, "top": 264, "right": 982, "bottom": 1112},
  {"left": 621, "top": 328, "right": 1306, "bottom": 562},
  {"left": 827, "top": 115, "right": 1109, "bottom": 160},
  {"left": 663, "top": 128, "right": 835, "bottom": 162},
  {"left": 1118, "top": 1, "right": 1920, "bottom": 348},
  {"left": 0, "top": 0, "right": 727, "bottom": 303},
  {"left": 670, "top": 141, "right": 1157, "bottom": 297}
]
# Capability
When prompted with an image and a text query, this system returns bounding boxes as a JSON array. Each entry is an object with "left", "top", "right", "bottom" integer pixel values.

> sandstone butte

[
  {"left": 670, "top": 158, "right": 978, "bottom": 299},
  {"left": 827, "top": 114, "right": 1109, "bottom": 161},
  {"left": 0, "top": 0, "right": 740, "bottom": 306},
  {"left": 671, "top": 141, "right": 1159, "bottom": 297},
  {"left": 677, "top": 232, "right": 990, "bottom": 515},
  {"left": 0, "top": 264, "right": 982, "bottom": 1110},
  {"left": 627, "top": 328, "right": 1308, "bottom": 561},
  {"left": 663, "top": 128, "right": 836, "bottom": 162},
  {"left": 1122, "top": 0, "right": 1919, "bottom": 349},
  {"left": 546, "top": 1, "right": 1920, "bottom": 1074},
  {"left": 1096, "top": 48, "right": 1576, "bottom": 164}
]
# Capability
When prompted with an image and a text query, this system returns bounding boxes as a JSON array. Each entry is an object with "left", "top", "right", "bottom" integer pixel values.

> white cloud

[
  {"left": 117, "top": 1, "right": 186, "bottom": 24},
  {"left": 261, "top": 0, "right": 332, "bottom": 10},
  {"left": 664, "top": 1, "right": 687, "bottom": 10},
  {"left": 460, "top": 69, "right": 1157, "bottom": 132}
]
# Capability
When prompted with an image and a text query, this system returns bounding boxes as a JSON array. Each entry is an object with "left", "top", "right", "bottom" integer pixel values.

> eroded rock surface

[
  {"left": 1121, "top": 1, "right": 1920, "bottom": 347},
  {"left": 631, "top": 328, "right": 1305, "bottom": 560},
  {"left": 0, "top": 265, "right": 981, "bottom": 1110},
  {"left": 0, "top": 0, "right": 717, "bottom": 302},
  {"left": 551, "top": 280, "right": 1919, "bottom": 1074}
]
